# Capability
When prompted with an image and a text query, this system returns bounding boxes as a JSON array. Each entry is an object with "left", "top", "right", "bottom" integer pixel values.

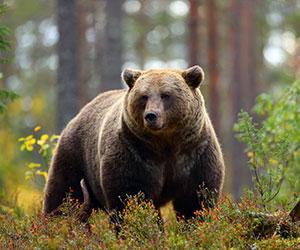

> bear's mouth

[
  {"left": 146, "top": 124, "right": 164, "bottom": 131},
  {"left": 144, "top": 120, "right": 165, "bottom": 131}
]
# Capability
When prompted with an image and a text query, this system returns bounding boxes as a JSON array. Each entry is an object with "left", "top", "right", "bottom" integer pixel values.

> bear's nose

[{"left": 144, "top": 112, "right": 158, "bottom": 123}]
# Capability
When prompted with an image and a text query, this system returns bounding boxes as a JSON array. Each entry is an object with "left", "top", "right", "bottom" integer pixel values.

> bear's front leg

[
  {"left": 173, "top": 141, "right": 225, "bottom": 219},
  {"left": 100, "top": 160, "right": 156, "bottom": 231},
  {"left": 173, "top": 185, "right": 219, "bottom": 220},
  {"left": 173, "top": 191, "right": 202, "bottom": 219}
]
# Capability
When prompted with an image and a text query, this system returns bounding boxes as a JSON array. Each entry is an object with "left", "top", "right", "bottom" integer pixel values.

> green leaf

[{"left": 27, "top": 163, "right": 41, "bottom": 169}]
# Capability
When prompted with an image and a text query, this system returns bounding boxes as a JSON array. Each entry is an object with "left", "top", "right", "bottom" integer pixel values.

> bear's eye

[
  {"left": 140, "top": 95, "right": 148, "bottom": 101},
  {"left": 161, "top": 93, "right": 170, "bottom": 100}
]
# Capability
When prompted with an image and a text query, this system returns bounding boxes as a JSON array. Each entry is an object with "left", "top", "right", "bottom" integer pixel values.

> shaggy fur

[{"left": 43, "top": 66, "right": 225, "bottom": 221}]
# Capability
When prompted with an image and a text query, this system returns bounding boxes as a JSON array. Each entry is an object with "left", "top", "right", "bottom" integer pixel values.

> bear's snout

[
  {"left": 144, "top": 111, "right": 158, "bottom": 123},
  {"left": 144, "top": 111, "right": 164, "bottom": 130}
]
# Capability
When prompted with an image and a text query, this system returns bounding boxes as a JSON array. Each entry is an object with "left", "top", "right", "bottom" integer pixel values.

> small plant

[
  {"left": 234, "top": 81, "right": 300, "bottom": 210},
  {"left": 119, "top": 192, "right": 165, "bottom": 247},
  {"left": 18, "top": 126, "right": 59, "bottom": 186}
]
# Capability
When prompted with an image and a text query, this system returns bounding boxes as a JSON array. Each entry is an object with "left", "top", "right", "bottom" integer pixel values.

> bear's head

[{"left": 122, "top": 66, "right": 205, "bottom": 135}]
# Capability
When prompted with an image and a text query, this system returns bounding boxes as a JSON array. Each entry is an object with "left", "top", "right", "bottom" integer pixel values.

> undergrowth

[{"left": 0, "top": 194, "right": 299, "bottom": 249}]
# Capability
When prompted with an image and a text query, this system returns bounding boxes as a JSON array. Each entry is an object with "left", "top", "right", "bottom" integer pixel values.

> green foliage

[
  {"left": 0, "top": 25, "right": 10, "bottom": 58},
  {"left": 0, "top": 4, "right": 10, "bottom": 58},
  {"left": 0, "top": 89, "right": 18, "bottom": 113},
  {"left": 234, "top": 81, "right": 300, "bottom": 210},
  {"left": 0, "top": 4, "right": 18, "bottom": 114},
  {"left": 18, "top": 126, "right": 59, "bottom": 186},
  {"left": 0, "top": 194, "right": 299, "bottom": 249}
]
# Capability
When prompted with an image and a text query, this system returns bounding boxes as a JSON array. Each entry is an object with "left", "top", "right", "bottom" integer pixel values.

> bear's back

[
  {"left": 74, "top": 89, "right": 125, "bottom": 129},
  {"left": 60, "top": 88, "right": 126, "bottom": 161},
  {"left": 75, "top": 88, "right": 126, "bottom": 155}
]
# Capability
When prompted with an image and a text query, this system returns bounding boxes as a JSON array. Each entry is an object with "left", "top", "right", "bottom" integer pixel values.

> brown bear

[{"left": 43, "top": 65, "right": 225, "bottom": 222}]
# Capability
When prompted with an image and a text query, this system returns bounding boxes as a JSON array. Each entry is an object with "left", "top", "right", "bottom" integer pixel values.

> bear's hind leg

[{"left": 43, "top": 144, "right": 83, "bottom": 214}]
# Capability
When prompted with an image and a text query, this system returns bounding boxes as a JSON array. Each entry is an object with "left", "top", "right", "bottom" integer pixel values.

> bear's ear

[
  {"left": 182, "top": 65, "right": 205, "bottom": 88},
  {"left": 122, "top": 68, "right": 142, "bottom": 88}
]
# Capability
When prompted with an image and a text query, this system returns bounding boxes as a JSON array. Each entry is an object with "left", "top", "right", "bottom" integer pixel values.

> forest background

[{"left": 0, "top": 0, "right": 299, "bottom": 215}]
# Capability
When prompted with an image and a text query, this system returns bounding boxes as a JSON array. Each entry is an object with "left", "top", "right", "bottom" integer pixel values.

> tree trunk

[
  {"left": 229, "top": 0, "right": 244, "bottom": 200},
  {"left": 56, "top": 0, "right": 80, "bottom": 132},
  {"left": 240, "top": 0, "right": 257, "bottom": 111},
  {"left": 229, "top": 0, "right": 256, "bottom": 199},
  {"left": 99, "top": 0, "right": 124, "bottom": 92},
  {"left": 207, "top": 0, "right": 220, "bottom": 136},
  {"left": 136, "top": 0, "right": 147, "bottom": 69},
  {"left": 188, "top": 0, "right": 200, "bottom": 66},
  {"left": 78, "top": 0, "right": 88, "bottom": 107}
]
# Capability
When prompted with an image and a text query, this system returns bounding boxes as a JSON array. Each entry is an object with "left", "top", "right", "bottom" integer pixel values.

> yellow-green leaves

[
  {"left": 18, "top": 126, "right": 59, "bottom": 185},
  {"left": 19, "top": 135, "right": 36, "bottom": 151},
  {"left": 34, "top": 126, "right": 41, "bottom": 132}
]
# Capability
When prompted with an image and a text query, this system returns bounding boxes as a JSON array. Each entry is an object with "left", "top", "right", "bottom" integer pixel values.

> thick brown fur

[{"left": 43, "top": 66, "right": 225, "bottom": 222}]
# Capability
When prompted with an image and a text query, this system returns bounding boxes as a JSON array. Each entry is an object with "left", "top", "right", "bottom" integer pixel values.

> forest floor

[{"left": 0, "top": 194, "right": 299, "bottom": 249}]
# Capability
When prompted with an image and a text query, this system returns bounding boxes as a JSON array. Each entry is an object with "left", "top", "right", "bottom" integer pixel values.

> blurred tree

[
  {"left": 56, "top": 0, "right": 80, "bottom": 132},
  {"left": 206, "top": 0, "right": 220, "bottom": 136},
  {"left": 134, "top": 0, "right": 149, "bottom": 69},
  {"left": 98, "top": 0, "right": 124, "bottom": 92},
  {"left": 78, "top": 1, "right": 88, "bottom": 107},
  {"left": 240, "top": 0, "right": 257, "bottom": 111},
  {"left": 229, "top": 0, "right": 257, "bottom": 199},
  {"left": 188, "top": 0, "right": 200, "bottom": 66},
  {"left": 229, "top": 0, "right": 245, "bottom": 200}
]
